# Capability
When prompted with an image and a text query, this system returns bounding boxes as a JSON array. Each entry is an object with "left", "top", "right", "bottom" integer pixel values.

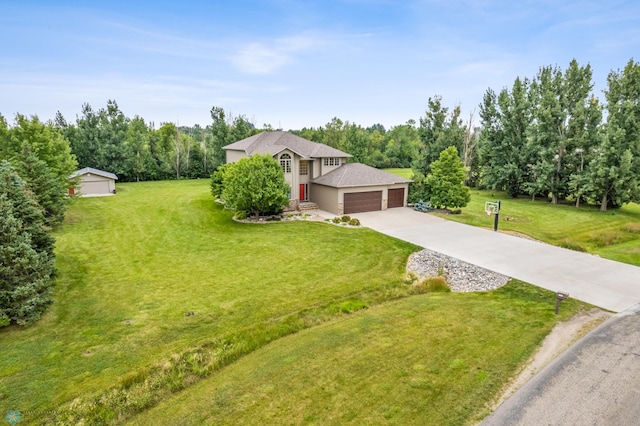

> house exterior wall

[
  {"left": 277, "top": 149, "right": 297, "bottom": 200},
  {"left": 225, "top": 150, "right": 247, "bottom": 163},
  {"left": 309, "top": 184, "right": 340, "bottom": 215},
  {"left": 317, "top": 157, "right": 346, "bottom": 177}
]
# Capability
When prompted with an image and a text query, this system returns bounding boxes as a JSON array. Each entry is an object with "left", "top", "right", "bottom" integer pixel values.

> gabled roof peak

[{"left": 223, "top": 131, "right": 351, "bottom": 159}]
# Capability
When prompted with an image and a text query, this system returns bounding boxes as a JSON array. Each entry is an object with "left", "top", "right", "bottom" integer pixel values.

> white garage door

[{"left": 81, "top": 180, "right": 111, "bottom": 195}]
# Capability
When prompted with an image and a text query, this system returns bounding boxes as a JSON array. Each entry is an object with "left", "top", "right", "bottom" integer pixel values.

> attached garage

[
  {"left": 311, "top": 163, "right": 412, "bottom": 215},
  {"left": 344, "top": 191, "right": 382, "bottom": 214},
  {"left": 69, "top": 167, "right": 118, "bottom": 197},
  {"left": 388, "top": 188, "right": 405, "bottom": 208}
]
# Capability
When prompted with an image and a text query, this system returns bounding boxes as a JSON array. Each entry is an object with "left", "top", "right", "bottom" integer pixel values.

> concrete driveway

[{"left": 351, "top": 208, "right": 640, "bottom": 313}]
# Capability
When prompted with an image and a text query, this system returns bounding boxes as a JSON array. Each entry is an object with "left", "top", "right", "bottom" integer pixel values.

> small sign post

[
  {"left": 485, "top": 200, "right": 501, "bottom": 231},
  {"left": 555, "top": 292, "right": 570, "bottom": 314}
]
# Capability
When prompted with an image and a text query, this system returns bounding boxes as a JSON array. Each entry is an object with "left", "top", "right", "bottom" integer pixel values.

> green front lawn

[
  {"left": 0, "top": 180, "right": 417, "bottom": 420},
  {"left": 131, "top": 281, "right": 586, "bottom": 426}
]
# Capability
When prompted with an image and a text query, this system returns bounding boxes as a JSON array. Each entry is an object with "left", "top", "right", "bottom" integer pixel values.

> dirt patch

[{"left": 491, "top": 308, "right": 612, "bottom": 409}]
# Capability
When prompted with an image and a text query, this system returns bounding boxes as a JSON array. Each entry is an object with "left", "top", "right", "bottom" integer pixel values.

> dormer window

[
  {"left": 323, "top": 157, "right": 340, "bottom": 166},
  {"left": 279, "top": 153, "right": 292, "bottom": 173}
]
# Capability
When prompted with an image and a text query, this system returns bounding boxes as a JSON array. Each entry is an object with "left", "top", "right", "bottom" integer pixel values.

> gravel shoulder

[{"left": 407, "top": 248, "right": 510, "bottom": 292}]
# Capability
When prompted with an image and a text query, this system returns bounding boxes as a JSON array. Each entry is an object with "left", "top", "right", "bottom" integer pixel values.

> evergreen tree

[
  {"left": 425, "top": 146, "right": 470, "bottom": 209},
  {"left": 0, "top": 162, "right": 55, "bottom": 326}
]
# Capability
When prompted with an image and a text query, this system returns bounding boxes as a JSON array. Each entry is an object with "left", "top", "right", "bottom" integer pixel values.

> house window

[
  {"left": 279, "top": 153, "right": 292, "bottom": 173},
  {"left": 323, "top": 157, "right": 340, "bottom": 166},
  {"left": 299, "top": 161, "right": 308, "bottom": 175}
]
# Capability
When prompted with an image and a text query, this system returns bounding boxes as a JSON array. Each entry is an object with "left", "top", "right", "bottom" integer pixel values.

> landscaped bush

[
  {"left": 348, "top": 218, "right": 360, "bottom": 226},
  {"left": 332, "top": 217, "right": 342, "bottom": 224},
  {"left": 341, "top": 215, "right": 351, "bottom": 222},
  {"left": 413, "top": 200, "right": 433, "bottom": 212}
]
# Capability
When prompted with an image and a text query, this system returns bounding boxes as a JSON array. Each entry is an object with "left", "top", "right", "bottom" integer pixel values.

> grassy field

[
  {"left": 383, "top": 168, "right": 414, "bottom": 179},
  {"left": 0, "top": 179, "right": 593, "bottom": 424},
  {"left": 0, "top": 180, "right": 417, "bottom": 421},
  {"left": 131, "top": 281, "right": 584, "bottom": 426}
]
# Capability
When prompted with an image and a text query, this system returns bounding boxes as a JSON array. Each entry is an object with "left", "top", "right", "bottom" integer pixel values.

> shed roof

[
  {"left": 311, "top": 163, "right": 412, "bottom": 188},
  {"left": 223, "top": 131, "right": 351, "bottom": 159},
  {"left": 70, "top": 167, "right": 118, "bottom": 180}
]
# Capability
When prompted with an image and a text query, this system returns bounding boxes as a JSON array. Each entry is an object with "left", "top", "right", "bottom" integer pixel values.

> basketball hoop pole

[{"left": 493, "top": 200, "right": 501, "bottom": 232}]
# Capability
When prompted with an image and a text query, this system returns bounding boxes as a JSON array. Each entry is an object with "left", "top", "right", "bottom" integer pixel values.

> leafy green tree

[
  {"left": 125, "top": 116, "right": 152, "bottom": 182},
  {"left": 323, "top": 117, "right": 346, "bottom": 150},
  {"left": 210, "top": 106, "right": 230, "bottom": 169},
  {"left": 585, "top": 59, "right": 640, "bottom": 211},
  {"left": 221, "top": 154, "right": 290, "bottom": 217},
  {"left": 5, "top": 114, "right": 77, "bottom": 187},
  {"left": 415, "top": 96, "right": 465, "bottom": 175},
  {"left": 478, "top": 78, "right": 533, "bottom": 197},
  {"left": 0, "top": 162, "right": 55, "bottom": 326},
  {"left": 529, "top": 61, "right": 596, "bottom": 204},
  {"left": 343, "top": 123, "right": 370, "bottom": 164},
  {"left": 425, "top": 146, "right": 470, "bottom": 209},
  {"left": 385, "top": 121, "right": 419, "bottom": 168}
]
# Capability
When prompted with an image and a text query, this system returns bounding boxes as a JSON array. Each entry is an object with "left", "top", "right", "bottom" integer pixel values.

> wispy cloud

[{"left": 230, "top": 34, "right": 329, "bottom": 75}]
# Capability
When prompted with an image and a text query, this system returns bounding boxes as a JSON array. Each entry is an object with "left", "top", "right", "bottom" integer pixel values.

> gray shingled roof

[
  {"left": 223, "top": 131, "right": 351, "bottom": 159},
  {"left": 311, "top": 163, "right": 412, "bottom": 188},
  {"left": 70, "top": 167, "right": 118, "bottom": 180}
]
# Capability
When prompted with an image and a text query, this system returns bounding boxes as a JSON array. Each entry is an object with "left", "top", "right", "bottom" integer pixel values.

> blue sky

[{"left": 1, "top": 0, "right": 638, "bottom": 130}]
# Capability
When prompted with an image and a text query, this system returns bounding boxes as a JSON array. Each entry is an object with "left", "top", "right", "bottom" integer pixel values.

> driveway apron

[{"left": 353, "top": 208, "right": 640, "bottom": 313}]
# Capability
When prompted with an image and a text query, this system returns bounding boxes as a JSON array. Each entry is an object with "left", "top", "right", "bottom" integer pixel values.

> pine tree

[
  {"left": 0, "top": 162, "right": 55, "bottom": 326},
  {"left": 425, "top": 146, "right": 470, "bottom": 209}
]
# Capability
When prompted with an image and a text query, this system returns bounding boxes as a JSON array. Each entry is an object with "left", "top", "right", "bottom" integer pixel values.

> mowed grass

[
  {"left": 0, "top": 180, "right": 418, "bottom": 416},
  {"left": 131, "top": 281, "right": 586, "bottom": 426},
  {"left": 383, "top": 168, "right": 414, "bottom": 179}
]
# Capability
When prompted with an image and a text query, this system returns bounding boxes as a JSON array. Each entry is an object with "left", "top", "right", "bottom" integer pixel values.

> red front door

[{"left": 300, "top": 184, "right": 306, "bottom": 201}]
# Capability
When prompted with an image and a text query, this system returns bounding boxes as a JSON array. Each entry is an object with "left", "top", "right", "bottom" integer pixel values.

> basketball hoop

[{"left": 484, "top": 201, "right": 499, "bottom": 216}]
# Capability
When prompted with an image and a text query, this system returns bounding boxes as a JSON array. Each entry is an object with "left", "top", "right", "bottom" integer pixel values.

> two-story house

[{"left": 223, "top": 131, "right": 411, "bottom": 215}]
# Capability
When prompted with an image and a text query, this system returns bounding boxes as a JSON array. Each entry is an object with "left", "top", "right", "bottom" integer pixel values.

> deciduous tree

[{"left": 221, "top": 155, "right": 290, "bottom": 217}]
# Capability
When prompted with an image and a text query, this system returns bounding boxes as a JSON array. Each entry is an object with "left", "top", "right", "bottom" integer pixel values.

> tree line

[{"left": 478, "top": 58, "right": 640, "bottom": 211}]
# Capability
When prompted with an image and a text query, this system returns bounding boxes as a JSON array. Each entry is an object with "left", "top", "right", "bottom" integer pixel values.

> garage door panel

[
  {"left": 388, "top": 188, "right": 405, "bottom": 208},
  {"left": 81, "top": 181, "right": 110, "bottom": 195},
  {"left": 344, "top": 191, "right": 382, "bottom": 214}
]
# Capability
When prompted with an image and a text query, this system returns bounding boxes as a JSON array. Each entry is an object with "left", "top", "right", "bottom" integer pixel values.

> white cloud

[
  {"left": 230, "top": 34, "right": 328, "bottom": 75},
  {"left": 231, "top": 43, "right": 291, "bottom": 75}
]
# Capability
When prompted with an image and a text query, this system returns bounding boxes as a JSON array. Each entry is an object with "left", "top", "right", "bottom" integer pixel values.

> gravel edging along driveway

[{"left": 407, "top": 248, "right": 510, "bottom": 292}]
